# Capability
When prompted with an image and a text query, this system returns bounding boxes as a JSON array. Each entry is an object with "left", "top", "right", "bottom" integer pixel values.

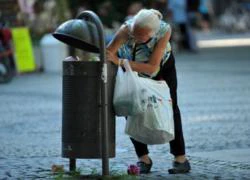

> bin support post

[
  {"left": 69, "top": 159, "right": 76, "bottom": 171},
  {"left": 77, "top": 11, "right": 109, "bottom": 176}
]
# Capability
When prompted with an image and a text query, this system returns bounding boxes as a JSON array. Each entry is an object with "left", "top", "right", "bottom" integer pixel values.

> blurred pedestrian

[
  {"left": 97, "top": 1, "right": 121, "bottom": 44},
  {"left": 0, "top": 23, "right": 15, "bottom": 82},
  {"left": 106, "top": 9, "right": 191, "bottom": 174},
  {"left": 29, "top": 0, "right": 54, "bottom": 43},
  {"left": 187, "top": 0, "right": 200, "bottom": 28},
  {"left": 167, "top": 0, "right": 198, "bottom": 52},
  {"left": 149, "top": 0, "right": 168, "bottom": 20},
  {"left": 125, "top": 2, "right": 144, "bottom": 21},
  {"left": 199, "top": 0, "right": 213, "bottom": 31}
]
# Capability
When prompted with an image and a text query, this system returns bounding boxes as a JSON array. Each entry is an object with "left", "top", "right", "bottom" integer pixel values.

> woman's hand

[{"left": 106, "top": 50, "right": 119, "bottom": 65}]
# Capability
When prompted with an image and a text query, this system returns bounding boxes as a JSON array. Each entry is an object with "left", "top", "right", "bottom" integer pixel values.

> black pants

[{"left": 130, "top": 52, "right": 186, "bottom": 157}]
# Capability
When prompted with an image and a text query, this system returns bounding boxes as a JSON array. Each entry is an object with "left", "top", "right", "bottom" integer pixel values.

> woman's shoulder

[
  {"left": 124, "top": 18, "right": 134, "bottom": 26},
  {"left": 114, "top": 23, "right": 130, "bottom": 42},
  {"left": 160, "top": 20, "right": 171, "bottom": 29},
  {"left": 157, "top": 21, "right": 171, "bottom": 38},
  {"left": 123, "top": 18, "right": 134, "bottom": 35}
]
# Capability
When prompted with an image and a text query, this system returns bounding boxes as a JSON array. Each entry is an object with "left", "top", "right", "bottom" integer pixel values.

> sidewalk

[
  {"left": 113, "top": 118, "right": 250, "bottom": 180},
  {"left": 0, "top": 34, "right": 250, "bottom": 179},
  {"left": 192, "top": 149, "right": 250, "bottom": 163},
  {"left": 138, "top": 149, "right": 250, "bottom": 179},
  {"left": 196, "top": 30, "right": 250, "bottom": 48}
]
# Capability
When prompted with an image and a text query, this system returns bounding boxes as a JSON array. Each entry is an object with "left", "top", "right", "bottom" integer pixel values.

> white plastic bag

[
  {"left": 113, "top": 60, "right": 147, "bottom": 116},
  {"left": 125, "top": 77, "right": 175, "bottom": 144}
]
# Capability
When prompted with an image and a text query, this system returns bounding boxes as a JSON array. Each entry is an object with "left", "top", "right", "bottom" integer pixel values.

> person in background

[
  {"left": 97, "top": 0, "right": 122, "bottom": 44},
  {"left": 199, "top": 0, "right": 213, "bottom": 31},
  {"left": 187, "top": 0, "right": 200, "bottom": 28},
  {"left": 0, "top": 23, "right": 15, "bottom": 73},
  {"left": 167, "top": 0, "right": 198, "bottom": 52},
  {"left": 149, "top": 0, "right": 168, "bottom": 20},
  {"left": 106, "top": 9, "right": 191, "bottom": 174},
  {"left": 125, "top": 2, "right": 144, "bottom": 21},
  {"left": 0, "top": 23, "right": 15, "bottom": 83},
  {"left": 29, "top": 1, "right": 54, "bottom": 43}
]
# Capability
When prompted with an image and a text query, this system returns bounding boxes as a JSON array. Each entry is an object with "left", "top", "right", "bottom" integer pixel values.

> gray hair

[{"left": 132, "top": 9, "right": 163, "bottom": 34}]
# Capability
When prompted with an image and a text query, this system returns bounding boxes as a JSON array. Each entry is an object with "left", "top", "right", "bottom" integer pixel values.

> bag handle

[
  {"left": 132, "top": 43, "right": 137, "bottom": 61},
  {"left": 123, "top": 59, "right": 133, "bottom": 72},
  {"left": 123, "top": 43, "right": 137, "bottom": 72}
]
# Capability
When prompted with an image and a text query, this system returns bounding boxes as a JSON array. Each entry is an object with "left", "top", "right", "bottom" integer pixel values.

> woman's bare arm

[
  {"left": 129, "top": 27, "right": 171, "bottom": 74},
  {"left": 106, "top": 24, "right": 128, "bottom": 63},
  {"left": 107, "top": 26, "right": 172, "bottom": 75}
]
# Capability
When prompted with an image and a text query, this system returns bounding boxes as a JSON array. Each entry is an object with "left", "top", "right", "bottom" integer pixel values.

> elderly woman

[{"left": 106, "top": 9, "right": 191, "bottom": 174}]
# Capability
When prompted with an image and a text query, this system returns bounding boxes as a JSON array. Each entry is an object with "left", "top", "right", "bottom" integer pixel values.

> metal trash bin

[
  {"left": 62, "top": 60, "right": 116, "bottom": 159},
  {"left": 53, "top": 10, "right": 116, "bottom": 174}
]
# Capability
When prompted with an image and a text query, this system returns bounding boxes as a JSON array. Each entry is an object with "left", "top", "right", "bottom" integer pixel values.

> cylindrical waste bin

[{"left": 62, "top": 59, "right": 116, "bottom": 158}]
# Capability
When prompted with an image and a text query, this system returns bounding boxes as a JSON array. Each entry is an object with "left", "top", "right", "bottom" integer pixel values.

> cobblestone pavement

[{"left": 0, "top": 46, "right": 250, "bottom": 179}]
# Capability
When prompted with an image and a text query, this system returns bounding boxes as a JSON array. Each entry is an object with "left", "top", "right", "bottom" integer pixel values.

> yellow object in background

[{"left": 11, "top": 27, "right": 36, "bottom": 73}]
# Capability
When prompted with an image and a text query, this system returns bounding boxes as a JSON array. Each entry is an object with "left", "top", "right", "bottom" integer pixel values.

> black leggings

[{"left": 130, "top": 52, "right": 186, "bottom": 157}]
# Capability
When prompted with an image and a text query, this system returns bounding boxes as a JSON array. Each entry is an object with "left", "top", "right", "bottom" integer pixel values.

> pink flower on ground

[{"left": 127, "top": 164, "right": 140, "bottom": 175}]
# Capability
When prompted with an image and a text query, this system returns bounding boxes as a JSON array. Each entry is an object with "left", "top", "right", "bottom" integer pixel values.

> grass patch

[{"left": 52, "top": 167, "right": 139, "bottom": 180}]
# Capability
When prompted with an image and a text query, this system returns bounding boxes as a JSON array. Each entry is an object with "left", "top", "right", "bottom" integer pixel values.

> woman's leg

[
  {"left": 159, "top": 52, "right": 190, "bottom": 173},
  {"left": 129, "top": 122, "right": 151, "bottom": 164},
  {"left": 157, "top": 53, "right": 185, "bottom": 156},
  {"left": 131, "top": 52, "right": 186, "bottom": 158},
  {"left": 130, "top": 137, "right": 152, "bottom": 174},
  {"left": 130, "top": 137, "right": 149, "bottom": 158}
]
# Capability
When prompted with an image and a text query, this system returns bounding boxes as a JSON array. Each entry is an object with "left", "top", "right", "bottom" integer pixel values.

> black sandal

[
  {"left": 168, "top": 159, "right": 191, "bottom": 174},
  {"left": 136, "top": 158, "right": 153, "bottom": 174}
]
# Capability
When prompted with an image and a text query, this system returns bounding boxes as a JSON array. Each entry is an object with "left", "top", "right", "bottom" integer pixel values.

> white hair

[{"left": 132, "top": 9, "right": 163, "bottom": 34}]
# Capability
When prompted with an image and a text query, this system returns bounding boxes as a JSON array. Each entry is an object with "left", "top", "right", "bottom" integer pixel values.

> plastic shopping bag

[
  {"left": 125, "top": 77, "right": 175, "bottom": 144},
  {"left": 113, "top": 60, "right": 147, "bottom": 116}
]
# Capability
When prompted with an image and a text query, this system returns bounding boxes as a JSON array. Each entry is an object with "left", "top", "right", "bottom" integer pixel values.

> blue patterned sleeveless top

[{"left": 118, "top": 19, "right": 172, "bottom": 78}]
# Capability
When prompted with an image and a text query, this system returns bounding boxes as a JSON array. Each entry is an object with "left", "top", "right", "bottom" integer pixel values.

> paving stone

[{"left": 0, "top": 46, "right": 250, "bottom": 179}]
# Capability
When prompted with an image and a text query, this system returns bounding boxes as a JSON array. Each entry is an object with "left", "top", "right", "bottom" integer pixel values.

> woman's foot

[
  {"left": 174, "top": 155, "right": 187, "bottom": 163},
  {"left": 136, "top": 155, "right": 153, "bottom": 174},
  {"left": 139, "top": 155, "right": 151, "bottom": 164},
  {"left": 168, "top": 155, "right": 191, "bottom": 174},
  {"left": 168, "top": 159, "right": 191, "bottom": 174}
]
